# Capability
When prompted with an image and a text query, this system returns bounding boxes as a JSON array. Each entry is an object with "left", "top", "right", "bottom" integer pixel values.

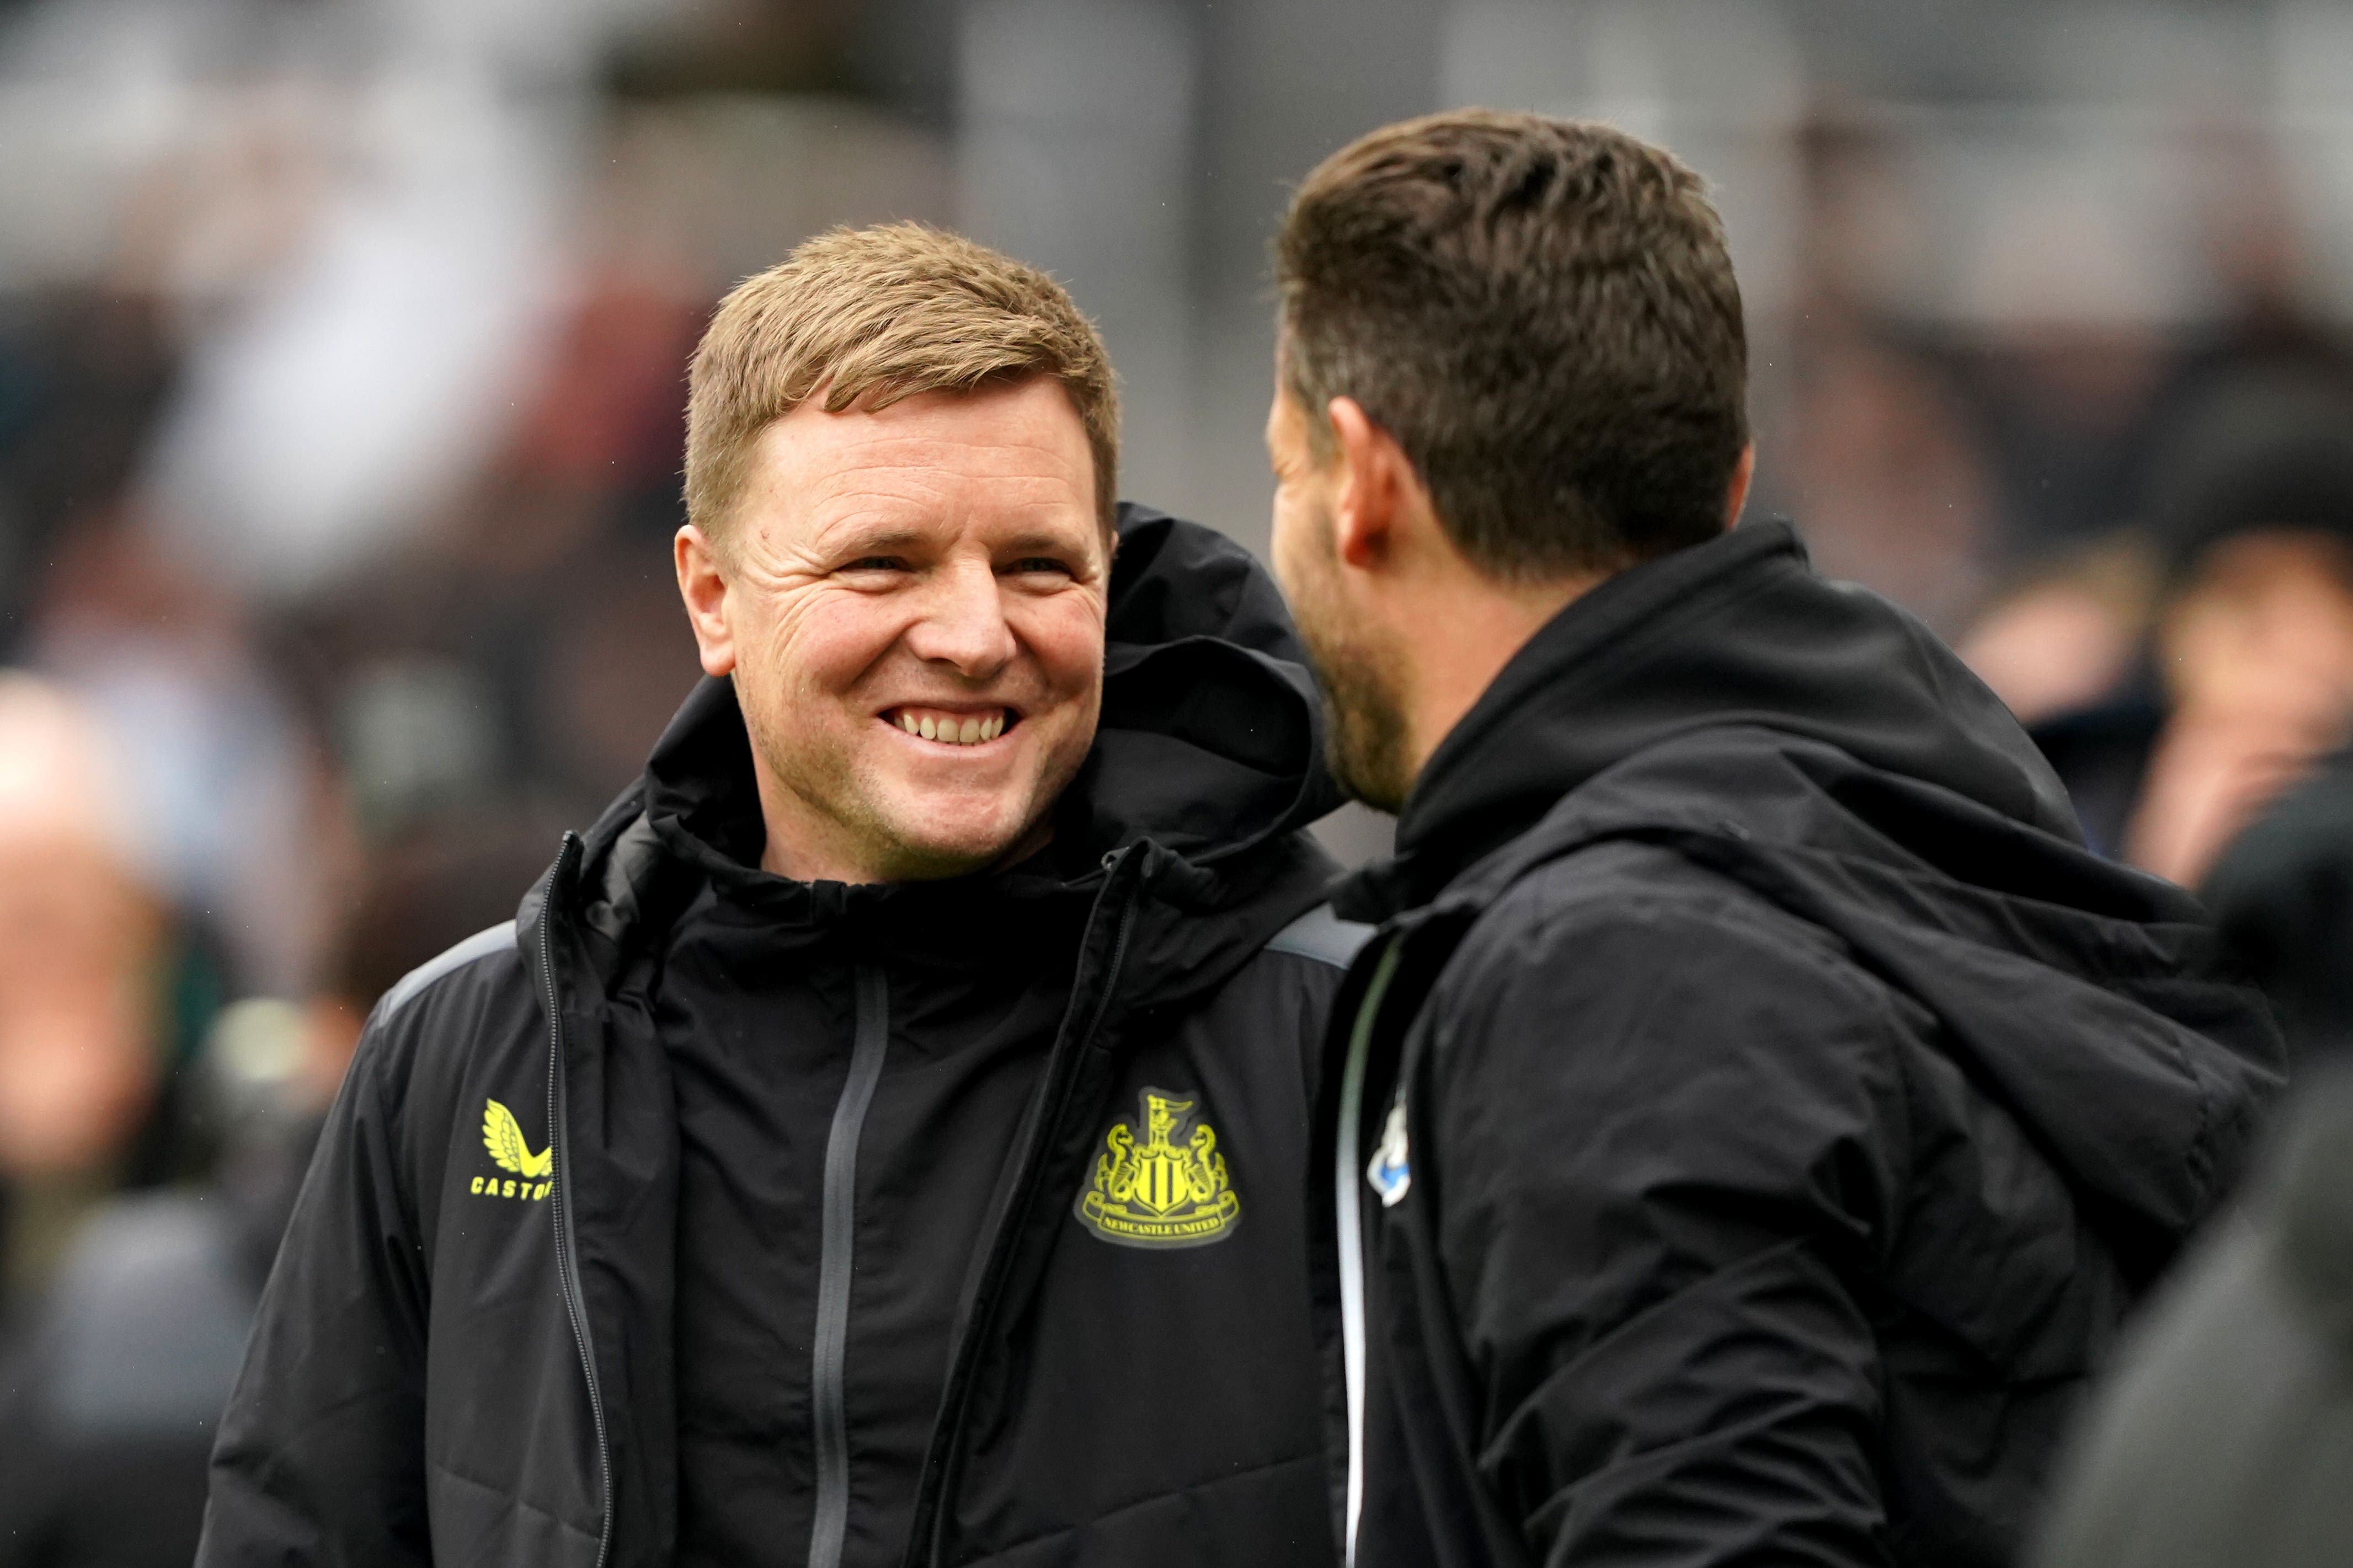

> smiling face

[{"left": 675, "top": 377, "right": 1110, "bottom": 884}]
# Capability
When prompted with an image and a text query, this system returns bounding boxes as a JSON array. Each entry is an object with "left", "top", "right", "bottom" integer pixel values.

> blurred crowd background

[{"left": 9, "top": 0, "right": 2353, "bottom": 1562}]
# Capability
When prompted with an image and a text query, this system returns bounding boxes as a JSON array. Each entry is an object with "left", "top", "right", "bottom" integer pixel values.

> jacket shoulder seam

[
  {"left": 1264, "top": 903, "right": 1377, "bottom": 969},
  {"left": 376, "top": 921, "right": 519, "bottom": 1025}
]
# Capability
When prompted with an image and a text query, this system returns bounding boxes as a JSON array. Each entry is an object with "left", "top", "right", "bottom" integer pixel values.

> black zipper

[
  {"left": 808, "top": 962, "right": 892, "bottom": 1568},
  {"left": 541, "top": 832, "right": 613, "bottom": 1568},
  {"left": 911, "top": 855, "right": 1142, "bottom": 1567}
]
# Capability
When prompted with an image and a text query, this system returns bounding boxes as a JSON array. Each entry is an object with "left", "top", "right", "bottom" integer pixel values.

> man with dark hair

[
  {"left": 199, "top": 224, "right": 1356, "bottom": 1568},
  {"left": 1267, "top": 111, "right": 2283, "bottom": 1567}
]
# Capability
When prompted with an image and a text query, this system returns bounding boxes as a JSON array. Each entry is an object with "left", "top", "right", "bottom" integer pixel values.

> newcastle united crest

[{"left": 1075, "top": 1088, "right": 1241, "bottom": 1249}]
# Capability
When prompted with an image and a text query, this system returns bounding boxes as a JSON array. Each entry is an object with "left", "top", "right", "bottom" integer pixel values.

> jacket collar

[{"left": 1337, "top": 520, "right": 2078, "bottom": 922}]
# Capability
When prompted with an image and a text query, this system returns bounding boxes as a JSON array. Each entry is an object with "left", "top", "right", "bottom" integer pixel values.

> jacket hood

[
  {"left": 1363, "top": 521, "right": 2077, "bottom": 911},
  {"left": 1071, "top": 500, "right": 1345, "bottom": 865},
  {"left": 1341, "top": 519, "right": 2282, "bottom": 1277},
  {"left": 535, "top": 504, "right": 1341, "bottom": 1007}
]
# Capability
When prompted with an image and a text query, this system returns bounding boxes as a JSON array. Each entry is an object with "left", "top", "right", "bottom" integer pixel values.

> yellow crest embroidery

[
  {"left": 1075, "top": 1088, "right": 1241, "bottom": 1248},
  {"left": 472, "top": 1098, "right": 552, "bottom": 1202}
]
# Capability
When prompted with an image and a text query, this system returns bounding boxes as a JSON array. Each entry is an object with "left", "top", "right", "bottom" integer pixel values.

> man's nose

[{"left": 904, "top": 558, "right": 1017, "bottom": 677}]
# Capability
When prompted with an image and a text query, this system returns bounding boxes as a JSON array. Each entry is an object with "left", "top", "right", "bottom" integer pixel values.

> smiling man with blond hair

[{"left": 199, "top": 222, "right": 1360, "bottom": 1568}]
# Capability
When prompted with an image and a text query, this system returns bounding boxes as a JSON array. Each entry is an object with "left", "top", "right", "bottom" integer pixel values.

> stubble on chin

[
  {"left": 1294, "top": 597, "right": 1415, "bottom": 816},
  {"left": 737, "top": 674, "right": 1090, "bottom": 882},
  {"left": 735, "top": 677, "right": 891, "bottom": 877}
]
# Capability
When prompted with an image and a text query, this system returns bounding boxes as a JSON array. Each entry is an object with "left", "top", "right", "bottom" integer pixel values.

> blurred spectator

[
  {"left": 0, "top": 673, "right": 166, "bottom": 1309},
  {"left": 2128, "top": 523, "right": 2353, "bottom": 886},
  {"left": 2024, "top": 372, "right": 2353, "bottom": 881},
  {"left": 2030, "top": 1064, "right": 2353, "bottom": 1568},
  {"left": 1956, "top": 535, "right": 2157, "bottom": 729},
  {"left": 32, "top": 510, "right": 334, "bottom": 998},
  {"left": 0, "top": 803, "right": 564, "bottom": 1568},
  {"left": 1781, "top": 316, "right": 1996, "bottom": 636},
  {"left": 0, "top": 291, "right": 178, "bottom": 659}
]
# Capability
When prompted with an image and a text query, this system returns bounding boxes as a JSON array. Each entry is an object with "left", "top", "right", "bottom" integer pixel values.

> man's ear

[
  {"left": 1327, "top": 396, "right": 1409, "bottom": 570},
  {"left": 1725, "top": 443, "right": 1757, "bottom": 529},
  {"left": 675, "top": 525, "right": 738, "bottom": 678}
]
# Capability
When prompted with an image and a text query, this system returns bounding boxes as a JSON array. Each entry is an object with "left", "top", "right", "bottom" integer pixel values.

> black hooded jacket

[
  {"left": 1312, "top": 521, "right": 2285, "bottom": 1568},
  {"left": 196, "top": 506, "right": 1370, "bottom": 1568}
]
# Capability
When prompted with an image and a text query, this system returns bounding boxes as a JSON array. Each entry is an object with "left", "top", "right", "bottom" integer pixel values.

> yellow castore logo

[
  {"left": 1075, "top": 1088, "right": 1241, "bottom": 1249},
  {"left": 472, "top": 1098, "right": 551, "bottom": 1202}
]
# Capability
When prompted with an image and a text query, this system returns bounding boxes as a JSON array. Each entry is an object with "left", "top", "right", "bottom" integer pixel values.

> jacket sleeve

[
  {"left": 198, "top": 1017, "right": 433, "bottom": 1567},
  {"left": 1421, "top": 887, "right": 1908, "bottom": 1567}
]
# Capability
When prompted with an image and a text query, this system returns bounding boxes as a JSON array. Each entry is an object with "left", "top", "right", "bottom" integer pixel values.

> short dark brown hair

[
  {"left": 1277, "top": 111, "right": 1748, "bottom": 580},
  {"left": 687, "top": 222, "right": 1119, "bottom": 540}
]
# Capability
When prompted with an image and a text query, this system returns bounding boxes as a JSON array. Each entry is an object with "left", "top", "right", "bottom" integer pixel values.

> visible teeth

[{"left": 893, "top": 709, "right": 1009, "bottom": 745}]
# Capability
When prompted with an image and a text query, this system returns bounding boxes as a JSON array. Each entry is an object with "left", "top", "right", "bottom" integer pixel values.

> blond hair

[{"left": 685, "top": 222, "right": 1119, "bottom": 540}]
